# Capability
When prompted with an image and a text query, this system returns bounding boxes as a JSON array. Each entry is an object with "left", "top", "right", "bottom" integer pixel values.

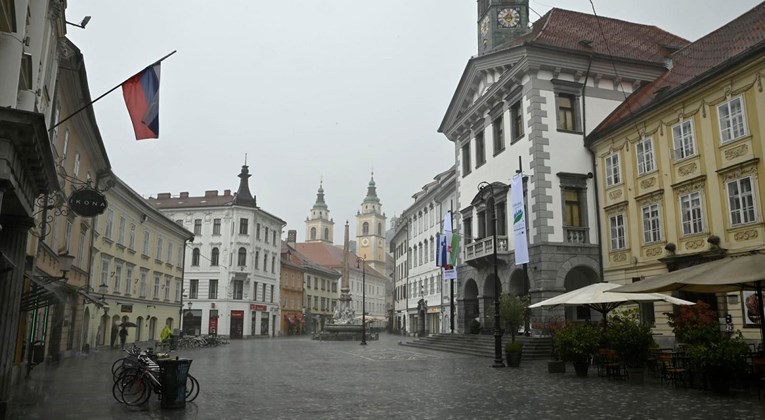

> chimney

[
  {"left": 157, "top": 193, "right": 171, "bottom": 199},
  {"left": 204, "top": 190, "right": 218, "bottom": 197},
  {"left": 287, "top": 230, "right": 297, "bottom": 247},
  {"left": 180, "top": 192, "right": 189, "bottom": 199},
  {"left": 224, "top": 189, "right": 231, "bottom": 196}
]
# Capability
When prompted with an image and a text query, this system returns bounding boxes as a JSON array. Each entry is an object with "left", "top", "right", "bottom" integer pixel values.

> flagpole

[
  {"left": 449, "top": 207, "right": 455, "bottom": 334},
  {"left": 49, "top": 50, "right": 177, "bottom": 132},
  {"left": 517, "top": 157, "right": 531, "bottom": 335}
]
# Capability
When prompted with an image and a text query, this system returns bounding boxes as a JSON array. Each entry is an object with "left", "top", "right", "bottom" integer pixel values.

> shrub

[
  {"left": 469, "top": 319, "right": 481, "bottom": 334},
  {"left": 553, "top": 323, "right": 599, "bottom": 363},
  {"left": 604, "top": 309, "right": 654, "bottom": 368},
  {"left": 505, "top": 342, "right": 524, "bottom": 353},
  {"left": 499, "top": 293, "right": 529, "bottom": 343},
  {"left": 665, "top": 300, "right": 719, "bottom": 345}
]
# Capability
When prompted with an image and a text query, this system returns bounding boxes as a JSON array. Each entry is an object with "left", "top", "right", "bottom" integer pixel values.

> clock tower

[
  {"left": 477, "top": 0, "right": 529, "bottom": 54},
  {"left": 356, "top": 173, "right": 387, "bottom": 273},
  {"left": 305, "top": 180, "right": 334, "bottom": 243}
]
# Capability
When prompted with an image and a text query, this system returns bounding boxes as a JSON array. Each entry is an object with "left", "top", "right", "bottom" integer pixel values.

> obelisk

[{"left": 333, "top": 221, "right": 354, "bottom": 324}]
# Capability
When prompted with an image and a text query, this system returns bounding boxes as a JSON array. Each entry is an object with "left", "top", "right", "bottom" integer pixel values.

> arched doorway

[
  {"left": 99, "top": 314, "right": 109, "bottom": 346},
  {"left": 482, "top": 273, "right": 502, "bottom": 333},
  {"left": 509, "top": 268, "right": 528, "bottom": 296},
  {"left": 136, "top": 316, "right": 144, "bottom": 342},
  {"left": 111, "top": 315, "right": 121, "bottom": 348},
  {"left": 165, "top": 317, "right": 174, "bottom": 329},
  {"left": 563, "top": 265, "right": 601, "bottom": 324},
  {"left": 463, "top": 279, "right": 479, "bottom": 332},
  {"left": 148, "top": 317, "right": 157, "bottom": 342},
  {"left": 82, "top": 307, "right": 91, "bottom": 351}
]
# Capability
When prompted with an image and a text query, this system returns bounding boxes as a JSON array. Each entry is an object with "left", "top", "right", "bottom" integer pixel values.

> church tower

[
  {"left": 477, "top": 0, "right": 529, "bottom": 55},
  {"left": 305, "top": 179, "right": 334, "bottom": 243},
  {"left": 356, "top": 173, "right": 387, "bottom": 273}
]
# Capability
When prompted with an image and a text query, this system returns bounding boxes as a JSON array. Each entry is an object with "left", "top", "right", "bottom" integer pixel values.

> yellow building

[
  {"left": 587, "top": 4, "right": 765, "bottom": 343},
  {"left": 84, "top": 176, "right": 193, "bottom": 350}
]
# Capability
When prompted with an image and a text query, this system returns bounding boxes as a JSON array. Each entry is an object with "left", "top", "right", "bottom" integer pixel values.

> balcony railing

[
  {"left": 564, "top": 227, "right": 588, "bottom": 244},
  {"left": 464, "top": 235, "right": 508, "bottom": 261}
]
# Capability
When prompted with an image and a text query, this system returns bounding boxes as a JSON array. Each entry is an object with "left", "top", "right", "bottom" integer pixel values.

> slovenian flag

[{"left": 122, "top": 63, "right": 161, "bottom": 140}]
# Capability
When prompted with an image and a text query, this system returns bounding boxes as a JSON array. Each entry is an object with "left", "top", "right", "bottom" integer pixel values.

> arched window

[
  {"left": 377, "top": 223, "right": 382, "bottom": 235},
  {"left": 310, "top": 227, "right": 317, "bottom": 240},
  {"left": 363, "top": 222, "right": 369, "bottom": 235},
  {"left": 238, "top": 247, "right": 247, "bottom": 266},
  {"left": 211, "top": 248, "right": 219, "bottom": 266},
  {"left": 323, "top": 228, "right": 329, "bottom": 240},
  {"left": 191, "top": 248, "right": 200, "bottom": 266}
]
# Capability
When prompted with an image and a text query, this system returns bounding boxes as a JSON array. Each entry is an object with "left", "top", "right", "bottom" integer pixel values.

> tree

[{"left": 499, "top": 293, "right": 529, "bottom": 343}]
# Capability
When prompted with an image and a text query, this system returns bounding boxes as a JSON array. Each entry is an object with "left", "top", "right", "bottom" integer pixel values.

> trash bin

[
  {"left": 31, "top": 341, "right": 45, "bottom": 364},
  {"left": 157, "top": 358, "right": 193, "bottom": 409}
]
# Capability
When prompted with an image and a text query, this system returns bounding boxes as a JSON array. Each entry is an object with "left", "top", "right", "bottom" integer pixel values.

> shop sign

[
  {"left": 68, "top": 188, "right": 108, "bottom": 217},
  {"left": 121, "top": 304, "right": 133, "bottom": 313},
  {"left": 250, "top": 304, "right": 267, "bottom": 311}
]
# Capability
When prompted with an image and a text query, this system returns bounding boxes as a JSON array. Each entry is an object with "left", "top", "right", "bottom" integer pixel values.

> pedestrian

[
  {"left": 110, "top": 324, "right": 118, "bottom": 349},
  {"left": 119, "top": 326, "right": 128, "bottom": 350}
]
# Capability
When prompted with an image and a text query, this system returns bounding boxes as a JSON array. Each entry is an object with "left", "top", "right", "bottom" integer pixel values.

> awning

[
  {"left": 19, "top": 276, "right": 70, "bottom": 312},
  {"left": 78, "top": 289, "right": 108, "bottom": 309}
]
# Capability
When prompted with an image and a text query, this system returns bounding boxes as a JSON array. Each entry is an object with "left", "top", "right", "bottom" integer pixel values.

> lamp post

[
  {"left": 357, "top": 257, "right": 367, "bottom": 345},
  {"left": 478, "top": 181, "right": 504, "bottom": 368},
  {"left": 65, "top": 16, "right": 91, "bottom": 28}
]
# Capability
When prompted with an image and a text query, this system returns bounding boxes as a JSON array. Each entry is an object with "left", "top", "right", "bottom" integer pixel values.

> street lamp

[
  {"left": 65, "top": 16, "right": 91, "bottom": 29},
  {"left": 478, "top": 181, "right": 504, "bottom": 368},
  {"left": 357, "top": 257, "right": 367, "bottom": 346}
]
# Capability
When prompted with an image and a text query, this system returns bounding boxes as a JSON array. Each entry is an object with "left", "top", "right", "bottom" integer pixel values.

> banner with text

[{"left": 511, "top": 173, "right": 529, "bottom": 265}]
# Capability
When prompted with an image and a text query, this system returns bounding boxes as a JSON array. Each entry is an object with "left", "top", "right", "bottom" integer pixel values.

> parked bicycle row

[
  {"left": 173, "top": 334, "right": 230, "bottom": 350},
  {"left": 111, "top": 345, "right": 199, "bottom": 408}
]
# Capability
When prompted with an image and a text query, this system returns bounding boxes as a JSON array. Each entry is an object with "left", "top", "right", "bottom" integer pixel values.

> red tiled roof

[
  {"left": 590, "top": 2, "right": 765, "bottom": 138},
  {"left": 296, "top": 242, "right": 385, "bottom": 278},
  {"left": 503, "top": 9, "right": 689, "bottom": 64}
]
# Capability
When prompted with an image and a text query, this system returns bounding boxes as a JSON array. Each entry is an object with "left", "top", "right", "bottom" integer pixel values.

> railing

[
  {"left": 564, "top": 227, "right": 588, "bottom": 244},
  {"left": 464, "top": 235, "right": 509, "bottom": 261}
]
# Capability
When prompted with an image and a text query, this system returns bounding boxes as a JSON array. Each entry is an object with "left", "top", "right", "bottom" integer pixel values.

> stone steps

[{"left": 399, "top": 333, "right": 552, "bottom": 360}]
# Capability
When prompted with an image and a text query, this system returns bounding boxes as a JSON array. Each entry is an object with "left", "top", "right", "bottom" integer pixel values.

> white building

[
  {"left": 438, "top": 0, "right": 689, "bottom": 332},
  {"left": 149, "top": 164, "right": 286, "bottom": 338},
  {"left": 392, "top": 166, "right": 456, "bottom": 335}
]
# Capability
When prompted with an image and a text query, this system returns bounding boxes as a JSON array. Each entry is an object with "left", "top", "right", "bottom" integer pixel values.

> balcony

[
  {"left": 564, "top": 227, "right": 588, "bottom": 244},
  {"left": 464, "top": 235, "right": 509, "bottom": 266}
]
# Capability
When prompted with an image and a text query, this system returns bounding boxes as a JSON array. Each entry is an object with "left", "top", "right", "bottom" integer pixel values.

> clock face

[
  {"left": 361, "top": 238, "right": 369, "bottom": 246},
  {"left": 497, "top": 8, "right": 520, "bottom": 29},
  {"left": 480, "top": 16, "right": 489, "bottom": 36}
]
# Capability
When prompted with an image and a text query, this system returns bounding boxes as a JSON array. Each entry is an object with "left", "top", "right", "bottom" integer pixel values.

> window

[
  {"left": 238, "top": 247, "right": 247, "bottom": 266},
  {"left": 125, "top": 266, "right": 133, "bottom": 295},
  {"left": 189, "top": 279, "right": 199, "bottom": 299},
  {"left": 324, "top": 228, "right": 329, "bottom": 240},
  {"left": 255, "top": 251, "right": 260, "bottom": 269},
  {"left": 167, "top": 242, "right": 174, "bottom": 265},
  {"left": 475, "top": 131, "right": 486, "bottom": 167},
  {"left": 271, "top": 256, "right": 275, "bottom": 273},
  {"left": 271, "top": 285, "right": 275, "bottom": 303},
  {"left": 557, "top": 93, "right": 577, "bottom": 131},
  {"left": 118, "top": 216, "right": 126, "bottom": 244},
  {"left": 672, "top": 120, "right": 696, "bottom": 160},
  {"left": 19, "top": 53, "right": 32, "bottom": 90},
  {"left": 263, "top": 253, "right": 268, "bottom": 272},
  {"left": 256, "top": 223, "right": 261, "bottom": 240},
  {"left": 143, "top": 232, "right": 150, "bottom": 255},
  {"left": 511, "top": 101, "right": 524, "bottom": 141},
  {"left": 727, "top": 177, "right": 756, "bottom": 226},
  {"left": 463, "top": 216, "right": 473, "bottom": 244},
  {"left": 642, "top": 204, "right": 662, "bottom": 243},
  {"left": 605, "top": 153, "right": 621, "bottom": 187},
  {"left": 636, "top": 137, "right": 655, "bottom": 175},
  {"left": 73, "top": 151, "right": 81, "bottom": 177},
  {"left": 680, "top": 191, "right": 704, "bottom": 235},
  {"left": 239, "top": 218, "right": 249, "bottom": 235},
  {"left": 191, "top": 248, "right": 200, "bottom": 266},
  {"left": 265, "top": 227, "right": 269, "bottom": 243},
  {"left": 139, "top": 271, "right": 147, "bottom": 297},
  {"left": 113, "top": 263, "right": 122, "bottom": 293},
  {"left": 156, "top": 237, "right": 163, "bottom": 261},
  {"left": 563, "top": 188, "right": 582, "bottom": 227},
  {"left": 461, "top": 142, "right": 471, "bottom": 175},
  {"left": 273, "top": 231, "right": 277, "bottom": 244},
  {"left": 213, "top": 218, "right": 221, "bottom": 235},
  {"left": 105, "top": 209, "right": 114, "bottom": 239},
  {"left": 129, "top": 224, "right": 136, "bottom": 249},
  {"left": 233, "top": 280, "right": 244, "bottom": 300},
  {"left": 363, "top": 222, "right": 369, "bottom": 235},
  {"left": 209, "top": 279, "right": 218, "bottom": 299},
  {"left": 175, "top": 279, "right": 182, "bottom": 302},
  {"left": 164, "top": 278, "right": 170, "bottom": 300},
  {"left": 609, "top": 214, "right": 626, "bottom": 250},
  {"left": 492, "top": 115, "right": 505, "bottom": 155},
  {"left": 718, "top": 96, "right": 747, "bottom": 143},
  {"left": 0, "top": 0, "right": 17, "bottom": 33},
  {"left": 64, "top": 220, "right": 73, "bottom": 252},
  {"left": 310, "top": 227, "right": 317, "bottom": 240},
  {"left": 211, "top": 248, "right": 220, "bottom": 266},
  {"left": 193, "top": 219, "right": 202, "bottom": 235},
  {"left": 153, "top": 274, "right": 160, "bottom": 299}
]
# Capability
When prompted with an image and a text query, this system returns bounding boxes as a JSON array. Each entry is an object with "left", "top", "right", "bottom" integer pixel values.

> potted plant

[
  {"left": 499, "top": 293, "right": 529, "bottom": 367},
  {"left": 469, "top": 319, "right": 481, "bottom": 335},
  {"left": 665, "top": 300, "right": 724, "bottom": 388},
  {"left": 505, "top": 342, "right": 524, "bottom": 367},
  {"left": 545, "top": 317, "right": 566, "bottom": 373},
  {"left": 553, "top": 323, "right": 599, "bottom": 377},
  {"left": 685, "top": 332, "right": 749, "bottom": 394},
  {"left": 604, "top": 309, "right": 654, "bottom": 384}
]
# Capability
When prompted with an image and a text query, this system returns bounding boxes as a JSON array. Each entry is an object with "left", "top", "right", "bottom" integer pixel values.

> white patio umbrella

[{"left": 528, "top": 282, "right": 694, "bottom": 321}]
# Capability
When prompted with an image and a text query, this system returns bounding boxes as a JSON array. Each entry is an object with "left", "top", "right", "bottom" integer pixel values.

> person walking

[
  {"left": 119, "top": 326, "right": 128, "bottom": 350},
  {"left": 110, "top": 324, "right": 118, "bottom": 349}
]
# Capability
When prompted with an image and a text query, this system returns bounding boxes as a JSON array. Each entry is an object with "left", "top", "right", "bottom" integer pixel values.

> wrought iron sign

[{"left": 68, "top": 187, "right": 108, "bottom": 217}]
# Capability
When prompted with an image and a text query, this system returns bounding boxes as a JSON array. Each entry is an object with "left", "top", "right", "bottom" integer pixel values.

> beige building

[
  {"left": 85, "top": 176, "right": 193, "bottom": 350},
  {"left": 587, "top": 4, "right": 765, "bottom": 343}
]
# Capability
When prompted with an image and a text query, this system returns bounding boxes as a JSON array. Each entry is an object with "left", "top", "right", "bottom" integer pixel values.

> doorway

[{"left": 230, "top": 310, "right": 244, "bottom": 338}]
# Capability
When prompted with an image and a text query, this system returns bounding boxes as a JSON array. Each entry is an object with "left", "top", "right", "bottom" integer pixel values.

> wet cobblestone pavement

[{"left": 6, "top": 334, "right": 765, "bottom": 419}]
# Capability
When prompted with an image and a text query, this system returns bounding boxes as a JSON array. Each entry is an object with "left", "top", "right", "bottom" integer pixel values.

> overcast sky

[{"left": 65, "top": 0, "right": 762, "bottom": 242}]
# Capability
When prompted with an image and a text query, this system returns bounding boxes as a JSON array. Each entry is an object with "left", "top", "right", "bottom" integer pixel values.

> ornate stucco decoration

[
  {"left": 640, "top": 177, "right": 657, "bottom": 189},
  {"left": 724, "top": 144, "right": 749, "bottom": 160},
  {"left": 672, "top": 175, "right": 707, "bottom": 196},
  {"left": 684, "top": 239, "right": 706, "bottom": 250},
  {"left": 608, "top": 189, "right": 623, "bottom": 200},
  {"left": 611, "top": 253, "right": 627, "bottom": 262},
  {"left": 733, "top": 229, "right": 759, "bottom": 241},
  {"left": 645, "top": 247, "right": 663, "bottom": 257},
  {"left": 678, "top": 162, "right": 697, "bottom": 176},
  {"left": 635, "top": 190, "right": 664, "bottom": 207}
]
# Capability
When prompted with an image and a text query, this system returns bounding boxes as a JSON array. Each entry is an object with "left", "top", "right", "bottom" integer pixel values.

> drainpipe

[{"left": 582, "top": 56, "right": 605, "bottom": 283}]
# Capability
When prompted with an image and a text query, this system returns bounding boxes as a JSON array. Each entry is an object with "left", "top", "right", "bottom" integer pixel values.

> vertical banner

[
  {"left": 441, "top": 211, "right": 457, "bottom": 280},
  {"left": 511, "top": 173, "right": 529, "bottom": 265}
]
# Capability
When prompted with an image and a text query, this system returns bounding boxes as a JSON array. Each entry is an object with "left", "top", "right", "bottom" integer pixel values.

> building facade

[
  {"left": 392, "top": 166, "right": 457, "bottom": 335},
  {"left": 150, "top": 165, "right": 286, "bottom": 338},
  {"left": 439, "top": 1, "right": 689, "bottom": 333},
  {"left": 587, "top": 4, "right": 765, "bottom": 343},
  {"left": 85, "top": 175, "right": 193, "bottom": 350},
  {"left": 305, "top": 180, "right": 334, "bottom": 243},
  {"left": 356, "top": 174, "right": 387, "bottom": 275}
]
